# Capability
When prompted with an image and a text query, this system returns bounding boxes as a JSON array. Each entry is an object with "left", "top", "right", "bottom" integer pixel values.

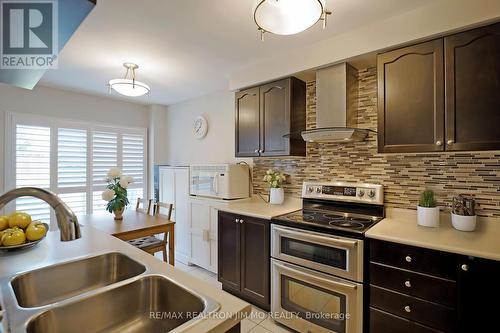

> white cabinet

[
  {"left": 159, "top": 167, "right": 190, "bottom": 264},
  {"left": 189, "top": 197, "right": 218, "bottom": 273}
]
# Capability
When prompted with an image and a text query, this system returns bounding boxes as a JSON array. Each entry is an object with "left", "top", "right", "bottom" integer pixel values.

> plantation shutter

[
  {"left": 122, "top": 134, "right": 145, "bottom": 205},
  {"left": 14, "top": 125, "right": 51, "bottom": 222},
  {"left": 92, "top": 131, "right": 118, "bottom": 211}
]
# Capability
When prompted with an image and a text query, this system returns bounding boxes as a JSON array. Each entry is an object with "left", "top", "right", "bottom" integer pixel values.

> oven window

[
  {"left": 281, "top": 276, "right": 347, "bottom": 333},
  {"left": 281, "top": 237, "right": 347, "bottom": 270}
]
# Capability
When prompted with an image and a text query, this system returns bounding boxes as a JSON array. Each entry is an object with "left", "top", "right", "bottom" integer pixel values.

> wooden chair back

[
  {"left": 153, "top": 202, "right": 173, "bottom": 220},
  {"left": 136, "top": 198, "right": 152, "bottom": 215}
]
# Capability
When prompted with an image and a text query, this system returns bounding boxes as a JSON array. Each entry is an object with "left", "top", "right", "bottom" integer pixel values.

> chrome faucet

[{"left": 0, "top": 187, "right": 81, "bottom": 241}]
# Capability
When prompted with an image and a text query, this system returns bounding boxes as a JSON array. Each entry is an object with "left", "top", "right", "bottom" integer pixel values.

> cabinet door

[
  {"left": 240, "top": 216, "right": 270, "bottom": 308},
  {"left": 159, "top": 167, "right": 175, "bottom": 217},
  {"left": 260, "top": 79, "right": 290, "bottom": 156},
  {"left": 445, "top": 23, "right": 500, "bottom": 151},
  {"left": 173, "top": 168, "right": 191, "bottom": 264},
  {"left": 457, "top": 256, "right": 500, "bottom": 333},
  {"left": 190, "top": 201, "right": 211, "bottom": 269},
  {"left": 378, "top": 39, "right": 445, "bottom": 153},
  {"left": 235, "top": 87, "right": 260, "bottom": 157},
  {"left": 218, "top": 211, "right": 241, "bottom": 291}
]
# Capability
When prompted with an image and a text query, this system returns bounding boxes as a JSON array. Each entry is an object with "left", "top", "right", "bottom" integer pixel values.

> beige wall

[
  {"left": 164, "top": 90, "right": 251, "bottom": 166},
  {"left": 230, "top": 0, "right": 500, "bottom": 90},
  {"left": 0, "top": 83, "right": 151, "bottom": 194}
]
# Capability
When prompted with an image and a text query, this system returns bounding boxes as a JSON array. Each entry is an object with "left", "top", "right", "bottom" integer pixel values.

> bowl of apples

[{"left": 0, "top": 212, "right": 48, "bottom": 251}]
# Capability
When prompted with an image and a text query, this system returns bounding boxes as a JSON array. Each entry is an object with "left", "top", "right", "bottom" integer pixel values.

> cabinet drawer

[
  {"left": 370, "top": 307, "right": 444, "bottom": 333},
  {"left": 370, "top": 263, "right": 456, "bottom": 307},
  {"left": 370, "top": 240, "right": 457, "bottom": 279},
  {"left": 371, "top": 286, "right": 456, "bottom": 332}
]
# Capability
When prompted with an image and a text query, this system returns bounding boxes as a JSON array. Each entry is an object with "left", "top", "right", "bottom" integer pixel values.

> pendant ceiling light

[
  {"left": 108, "top": 63, "right": 150, "bottom": 97},
  {"left": 254, "top": 0, "right": 331, "bottom": 40}
]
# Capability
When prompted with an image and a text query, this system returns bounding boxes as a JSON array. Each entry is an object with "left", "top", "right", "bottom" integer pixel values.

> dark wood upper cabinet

[
  {"left": 445, "top": 22, "right": 500, "bottom": 151},
  {"left": 235, "top": 77, "right": 306, "bottom": 157},
  {"left": 218, "top": 211, "right": 270, "bottom": 310},
  {"left": 378, "top": 22, "right": 500, "bottom": 153},
  {"left": 377, "top": 39, "right": 445, "bottom": 153},
  {"left": 217, "top": 211, "right": 240, "bottom": 291},
  {"left": 235, "top": 87, "right": 260, "bottom": 157}
]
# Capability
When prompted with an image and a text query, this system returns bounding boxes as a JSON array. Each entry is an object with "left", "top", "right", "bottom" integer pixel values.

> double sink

[{"left": 1, "top": 252, "right": 219, "bottom": 333}]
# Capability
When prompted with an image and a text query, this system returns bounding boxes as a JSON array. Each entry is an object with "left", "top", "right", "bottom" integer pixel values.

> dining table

[{"left": 78, "top": 209, "right": 175, "bottom": 265}]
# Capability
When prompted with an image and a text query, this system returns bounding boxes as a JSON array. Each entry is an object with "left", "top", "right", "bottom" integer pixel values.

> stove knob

[
  {"left": 316, "top": 187, "right": 322, "bottom": 194},
  {"left": 307, "top": 186, "right": 314, "bottom": 193},
  {"left": 358, "top": 190, "right": 365, "bottom": 198},
  {"left": 368, "top": 190, "right": 376, "bottom": 198}
]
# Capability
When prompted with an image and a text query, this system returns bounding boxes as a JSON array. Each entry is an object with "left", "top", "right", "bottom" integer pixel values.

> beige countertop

[
  {"left": 204, "top": 196, "right": 302, "bottom": 220},
  {"left": 0, "top": 226, "right": 250, "bottom": 333},
  {"left": 366, "top": 208, "right": 500, "bottom": 261}
]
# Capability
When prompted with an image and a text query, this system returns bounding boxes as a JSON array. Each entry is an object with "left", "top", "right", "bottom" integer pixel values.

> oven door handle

[
  {"left": 273, "top": 225, "right": 359, "bottom": 248},
  {"left": 274, "top": 259, "right": 357, "bottom": 290}
]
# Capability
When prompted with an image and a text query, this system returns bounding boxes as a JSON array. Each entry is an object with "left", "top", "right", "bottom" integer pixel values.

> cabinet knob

[
  {"left": 254, "top": 149, "right": 259, "bottom": 153},
  {"left": 447, "top": 139, "right": 454, "bottom": 145},
  {"left": 405, "top": 255, "right": 412, "bottom": 263},
  {"left": 461, "top": 264, "right": 469, "bottom": 272},
  {"left": 259, "top": 149, "right": 263, "bottom": 153},
  {"left": 436, "top": 140, "right": 442, "bottom": 146},
  {"left": 235, "top": 219, "right": 240, "bottom": 223},
  {"left": 404, "top": 280, "right": 412, "bottom": 288},
  {"left": 240, "top": 219, "right": 244, "bottom": 224},
  {"left": 404, "top": 305, "right": 412, "bottom": 313}
]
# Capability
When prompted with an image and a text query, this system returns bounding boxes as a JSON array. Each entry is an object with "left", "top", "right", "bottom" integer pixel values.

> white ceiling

[{"left": 39, "top": 0, "right": 434, "bottom": 106}]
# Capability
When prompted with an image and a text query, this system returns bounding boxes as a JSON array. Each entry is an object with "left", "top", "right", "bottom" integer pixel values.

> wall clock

[{"left": 193, "top": 116, "right": 208, "bottom": 139}]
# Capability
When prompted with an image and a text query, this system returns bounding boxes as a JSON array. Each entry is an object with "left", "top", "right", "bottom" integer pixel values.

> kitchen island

[{"left": 0, "top": 224, "right": 250, "bottom": 333}]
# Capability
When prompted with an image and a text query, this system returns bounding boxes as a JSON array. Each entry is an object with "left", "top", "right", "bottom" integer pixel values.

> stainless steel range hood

[{"left": 301, "top": 63, "right": 371, "bottom": 143}]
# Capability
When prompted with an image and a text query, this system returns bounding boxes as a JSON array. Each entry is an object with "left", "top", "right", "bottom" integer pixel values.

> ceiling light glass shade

[
  {"left": 254, "top": 0, "right": 324, "bottom": 35},
  {"left": 109, "top": 79, "right": 150, "bottom": 97}
]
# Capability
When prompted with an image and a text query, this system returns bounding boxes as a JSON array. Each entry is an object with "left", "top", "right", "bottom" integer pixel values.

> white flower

[
  {"left": 107, "top": 167, "right": 122, "bottom": 178},
  {"left": 124, "top": 176, "right": 134, "bottom": 184},
  {"left": 102, "top": 189, "right": 116, "bottom": 202},
  {"left": 266, "top": 169, "right": 273, "bottom": 175},
  {"left": 119, "top": 179, "right": 129, "bottom": 188}
]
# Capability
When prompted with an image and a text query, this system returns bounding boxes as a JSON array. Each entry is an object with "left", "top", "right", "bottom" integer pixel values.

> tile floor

[{"left": 171, "top": 259, "right": 295, "bottom": 333}]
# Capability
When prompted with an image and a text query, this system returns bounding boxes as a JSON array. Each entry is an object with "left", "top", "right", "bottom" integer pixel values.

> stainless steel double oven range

[{"left": 271, "top": 182, "right": 384, "bottom": 333}]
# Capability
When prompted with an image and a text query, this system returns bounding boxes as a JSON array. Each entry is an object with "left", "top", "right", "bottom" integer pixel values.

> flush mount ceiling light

[
  {"left": 254, "top": 0, "right": 332, "bottom": 40},
  {"left": 108, "top": 63, "right": 150, "bottom": 97}
]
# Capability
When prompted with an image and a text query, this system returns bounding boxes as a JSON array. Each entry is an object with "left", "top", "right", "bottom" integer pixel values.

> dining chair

[
  {"left": 128, "top": 201, "right": 174, "bottom": 264},
  {"left": 135, "top": 198, "right": 152, "bottom": 214}
]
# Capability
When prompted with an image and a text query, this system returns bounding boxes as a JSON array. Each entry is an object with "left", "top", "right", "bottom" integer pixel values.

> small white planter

[
  {"left": 269, "top": 188, "right": 285, "bottom": 205},
  {"left": 451, "top": 213, "right": 477, "bottom": 232},
  {"left": 417, "top": 206, "right": 440, "bottom": 227}
]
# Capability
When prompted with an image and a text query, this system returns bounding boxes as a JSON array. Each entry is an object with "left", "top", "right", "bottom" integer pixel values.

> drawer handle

[
  {"left": 404, "top": 305, "right": 412, "bottom": 313},
  {"left": 405, "top": 255, "right": 412, "bottom": 263},
  {"left": 461, "top": 264, "right": 469, "bottom": 272},
  {"left": 404, "top": 280, "right": 411, "bottom": 288}
]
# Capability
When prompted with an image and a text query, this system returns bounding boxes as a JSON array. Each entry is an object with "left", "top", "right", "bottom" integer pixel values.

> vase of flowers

[
  {"left": 417, "top": 189, "right": 440, "bottom": 227},
  {"left": 101, "top": 167, "right": 134, "bottom": 220},
  {"left": 263, "top": 169, "right": 286, "bottom": 205}
]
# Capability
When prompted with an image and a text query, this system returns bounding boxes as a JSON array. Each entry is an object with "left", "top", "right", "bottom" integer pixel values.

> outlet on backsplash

[{"left": 252, "top": 67, "right": 500, "bottom": 217}]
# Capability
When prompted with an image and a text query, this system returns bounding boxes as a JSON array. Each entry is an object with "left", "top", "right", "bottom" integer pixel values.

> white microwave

[{"left": 189, "top": 164, "right": 250, "bottom": 200}]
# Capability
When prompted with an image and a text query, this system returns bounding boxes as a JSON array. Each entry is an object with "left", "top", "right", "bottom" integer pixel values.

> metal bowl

[{"left": 0, "top": 223, "right": 49, "bottom": 252}]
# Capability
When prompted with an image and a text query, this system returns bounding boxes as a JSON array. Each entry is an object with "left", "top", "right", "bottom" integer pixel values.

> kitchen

[{"left": 1, "top": 1, "right": 500, "bottom": 333}]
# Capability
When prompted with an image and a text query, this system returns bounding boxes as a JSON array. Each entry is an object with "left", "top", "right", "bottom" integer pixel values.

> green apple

[
  {"left": 1, "top": 227, "right": 26, "bottom": 246},
  {"left": 25, "top": 221, "right": 47, "bottom": 241},
  {"left": 0, "top": 215, "right": 8, "bottom": 231},
  {"left": 9, "top": 212, "right": 32, "bottom": 229}
]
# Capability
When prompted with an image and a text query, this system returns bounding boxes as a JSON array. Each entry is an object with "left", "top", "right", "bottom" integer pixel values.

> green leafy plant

[
  {"left": 419, "top": 189, "right": 437, "bottom": 208},
  {"left": 263, "top": 169, "right": 286, "bottom": 189},
  {"left": 101, "top": 168, "right": 134, "bottom": 213}
]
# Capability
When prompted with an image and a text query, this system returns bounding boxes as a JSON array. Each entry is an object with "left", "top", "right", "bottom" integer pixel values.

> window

[{"left": 5, "top": 113, "right": 147, "bottom": 223}]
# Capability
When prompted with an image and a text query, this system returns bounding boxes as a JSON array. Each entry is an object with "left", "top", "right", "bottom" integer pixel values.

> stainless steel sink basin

[
  {"left": 11, "top": 252, "right": 145, "bottom": 308},
  {"left": 26, "top": 275, "right": 217, "bottom": 333}
]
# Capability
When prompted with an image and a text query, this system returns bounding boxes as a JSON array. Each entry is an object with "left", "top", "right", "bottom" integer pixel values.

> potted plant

[
  {"left": 451, "top": 194, "right": 477, "bottom": 232},
  {"left": 102, "top": 167, "right": 134, "bottom": 220},
  {"left": 263, "top": 169, "right": 286, "bottom": 205},
  {"left": 417, "top": 189, "right": 440, "bottom": 227}
]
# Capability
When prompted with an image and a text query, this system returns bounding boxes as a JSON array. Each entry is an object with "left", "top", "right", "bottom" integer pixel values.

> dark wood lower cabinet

[
  {"left": 218, "top": 211, "right": 270, "bottom": 310},
  {"left": 369, "top": 239, "right": 500, "bottom": 333}
]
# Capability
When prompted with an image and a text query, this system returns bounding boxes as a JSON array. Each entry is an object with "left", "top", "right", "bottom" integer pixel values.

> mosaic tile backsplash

[{"left": 252, "top": 68, "right": 500, "bottom": 217}]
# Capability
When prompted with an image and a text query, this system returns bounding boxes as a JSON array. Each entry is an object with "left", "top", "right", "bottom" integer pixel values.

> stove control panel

[{"left": 302, "top": 182, "right": 384, "bottom": 205}]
